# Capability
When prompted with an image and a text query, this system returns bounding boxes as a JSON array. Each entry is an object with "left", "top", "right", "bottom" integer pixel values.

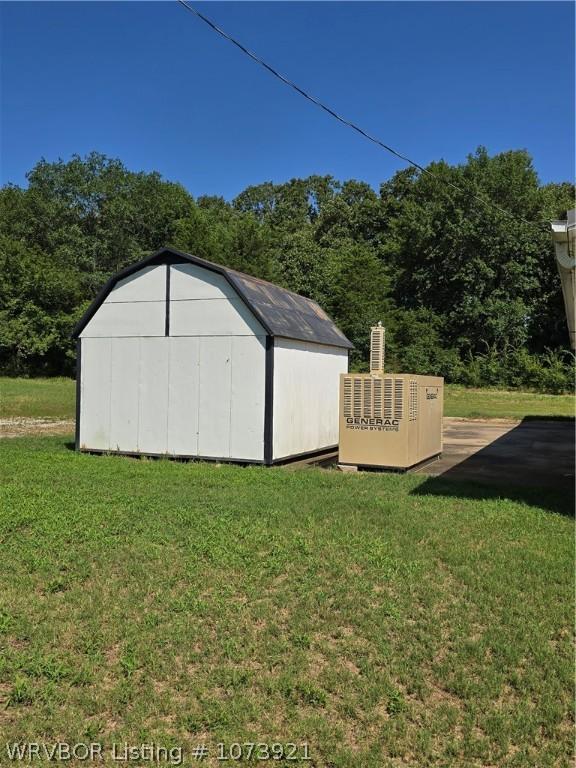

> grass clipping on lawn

[{"left": 0, "top": 437, "right": 573, "bottom": 767}]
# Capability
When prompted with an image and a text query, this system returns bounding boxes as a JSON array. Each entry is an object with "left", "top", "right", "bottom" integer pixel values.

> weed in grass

[{"left": 7, "top": 676, "right": 34, "bottom": 707}]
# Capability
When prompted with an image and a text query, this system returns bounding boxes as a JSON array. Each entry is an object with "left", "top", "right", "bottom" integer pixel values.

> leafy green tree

[
  {"left": 0, "top": 236, "right": 82, "bottom": 373},
  {"left": 382, "top": 148, "right": 574, "bottom": 357},
  {"left": 321, "top": 240, "right": 393, "bottom": 367},
  {"left": 0, "top": 149, "right": 573, "bottom": 391}
]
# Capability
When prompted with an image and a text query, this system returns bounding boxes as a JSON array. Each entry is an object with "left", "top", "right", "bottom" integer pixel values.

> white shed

[{"left": 73, "top": 248, "right": 352, "bottom": 464}]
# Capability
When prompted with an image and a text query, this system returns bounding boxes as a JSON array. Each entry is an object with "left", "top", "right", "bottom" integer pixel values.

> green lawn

[
  {"left": 1, "top": 377, "right": 574, "bottom": 422},
  {"left": 444, "top": 386, "right": 575, "bottom": 420},
  {"left": 0, "top": 436, "right": 573, "bottom": 767},
  {"left": 0, "top": 377, "right": 76, "bottom": 420}
]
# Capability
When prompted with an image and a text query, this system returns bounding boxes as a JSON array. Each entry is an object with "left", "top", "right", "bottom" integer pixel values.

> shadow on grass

[
  {"left": 414, "top": 476, "right": 574, "bottom": 517},
  {"left": 412, "top": 419, "right": 575, "bottom": 517}
]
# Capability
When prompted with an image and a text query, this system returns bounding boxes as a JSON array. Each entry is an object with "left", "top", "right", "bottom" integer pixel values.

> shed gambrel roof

[{"left": 72, "top": 247, "right": 354, "bottom": 349}]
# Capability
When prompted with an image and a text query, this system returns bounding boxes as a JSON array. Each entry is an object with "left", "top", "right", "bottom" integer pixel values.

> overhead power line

[{"left": 176, "top": 0, "right": 549, "bottom": 232}]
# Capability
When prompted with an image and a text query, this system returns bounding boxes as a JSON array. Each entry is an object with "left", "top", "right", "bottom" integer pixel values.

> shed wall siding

[
  {"left": 80, "top": 300, "right": 166, "bottom": 338},
  {"left": 81, "top": 265, "right": 167, "bottom": 338},
  {"left": 80, "top": 336, "right": 266, "bottom": 459},
  {"left": 272, "top": 338, "right": 348, "bottom": 461},
  {"left": 229, "top": 336, "right": 267, "bottom": 459},
  {"left": 167, "top": 337, "right": 201, "bottom": 456},
  {"left": 78, "top": 338, "right": 112, "bottom": 451},
  {"left": 170, "top": 263, "right": 264, "bottom": 337},
  {"left": 170, "top": 263, "right": 237, "bottom": 300},
  {"left": 138, "top": 337, "right": 170, "bottom": 455},
  {"left": 105, "top": 265, "right": 166, "bottom": 303},
  {"left": 170, "top": 297, "right": 262, "bottom": 337},
  {"left": 108, "top": 338, "right": 140, "bottom": 452}
]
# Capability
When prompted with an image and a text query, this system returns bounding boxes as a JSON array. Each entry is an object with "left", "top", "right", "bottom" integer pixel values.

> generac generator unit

[{"left": 339, "top": 323, "right": 443, "bottom": 470}]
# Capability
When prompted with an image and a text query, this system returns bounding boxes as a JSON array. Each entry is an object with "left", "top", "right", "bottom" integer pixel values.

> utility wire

[{"left": 177, "top": 0, "right": 550, "bottom": 233}]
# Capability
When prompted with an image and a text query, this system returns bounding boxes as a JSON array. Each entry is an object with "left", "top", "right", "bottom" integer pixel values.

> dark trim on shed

[
  {"left": 272, "top": 334, "right": 355, "bottom": 353},
  {"left": 263, "top": 336, "right": 274, "bottom": 465},
  {"left": 165, "top": 263, "right": 171, "bottom": 337},
  {"left": 75, "top": 339, "right": 81, "bottom": 450}
]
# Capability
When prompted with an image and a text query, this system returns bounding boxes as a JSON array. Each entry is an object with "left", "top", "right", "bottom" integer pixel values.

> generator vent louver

[
  {"left": 384, "top": 378, "right": 393, "bottom": 418},
  {"left": 353, "top": 378, "right": 362, "bottom": 416},
  {"left": 394, "top": 380, "right": 404, "bottom": 420},
  {"left": 363, "top": 379, "right": 371, "bottom": 414},
  {"left": 342, "top": 376, "right": 404, "bottom": 420},
  {"left": 343, "top": 378, "right": 352, "bottom": 417},
  {"left": 373, "top": 378, "right": 382, "bottom": 418},
  {"left": 409, "top": 380, "right": 418, "bottom": 421}
]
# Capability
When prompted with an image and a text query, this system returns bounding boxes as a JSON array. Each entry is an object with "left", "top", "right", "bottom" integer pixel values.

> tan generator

[{"left": 338, "top": 324, "right": 443, "bottom": 470}]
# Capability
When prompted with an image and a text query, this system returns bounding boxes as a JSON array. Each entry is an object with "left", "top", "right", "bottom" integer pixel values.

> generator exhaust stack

[{"left": 370, "top": 322, "right": 385, "bottom": 373}]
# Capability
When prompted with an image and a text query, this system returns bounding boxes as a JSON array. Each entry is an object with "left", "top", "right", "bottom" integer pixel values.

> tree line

[{"left": 0, "top": 148, "right": 574, "bottom": 391}]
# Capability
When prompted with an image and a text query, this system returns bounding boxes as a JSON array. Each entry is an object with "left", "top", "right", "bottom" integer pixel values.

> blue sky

[{"left": 1, "top": 1, "right": 574, "bottom": 200}]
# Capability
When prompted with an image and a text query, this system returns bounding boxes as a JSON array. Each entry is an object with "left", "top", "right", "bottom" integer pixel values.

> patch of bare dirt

[
  {"left": 0, "top": 418, "right": 75, "bottom": 438},
  {"left": 444, "top": 416, "right": 522, "bottom": 424}
]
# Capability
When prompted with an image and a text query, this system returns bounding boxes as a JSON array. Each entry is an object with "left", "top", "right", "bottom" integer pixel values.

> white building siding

[
  {"left": 272, "top": 338, "right": 348, "bottom": 461},
  {"left": 169, "top": 296, "right": 262, "bottom": 337},
  {"left": 79, "top": 338, "right": 112, "bottom": 451},
  {"left": 138, "top": 338, "right": 170, "bottom": 455},
  {"left": 167, "top": 337, "right": 201, "bottom": 457},
  {"left": 80, "top": 300, "right": 166, "bottom": 338},
  {"left": 197, "top": 336, "right": 232, "bottom": 457},
  {"left": 81, "top": 265, "right": 166, "bottom": 338},
  {"left": 105, "top": 265, "right": 166, "bottom": 303},
  {"left": 170, "top": 262, "right": 264, "bottom": 337},
  {"left": 170, "top": 263, "right": 237, "bottom": 300},
  {"left": 108, "top": 338, "right": 140, "bottom": 452},
  {"left": 229, "top": 336, "right": 266, "bottom": 460},
  {"left": 79, "top": 335, "right": 265, "bottom": 460}
]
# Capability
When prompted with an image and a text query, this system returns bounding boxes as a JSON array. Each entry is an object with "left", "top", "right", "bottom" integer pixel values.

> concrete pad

[{"left": 413, "top": 417, "right": 575, "bottom": 491}]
